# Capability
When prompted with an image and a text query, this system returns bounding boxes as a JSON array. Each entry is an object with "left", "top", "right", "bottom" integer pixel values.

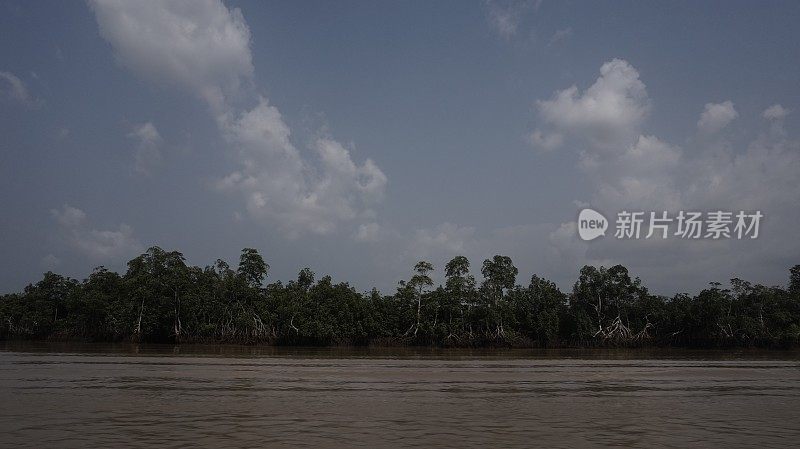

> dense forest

[{"left": 1, "top": 246, "right": 799, "bottom": 348}]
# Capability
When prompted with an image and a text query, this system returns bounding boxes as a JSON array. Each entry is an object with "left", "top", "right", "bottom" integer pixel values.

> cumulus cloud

[
  {"left": 763, "top": 104, "right": 790, "bottom": 121},
  {"left": 128, "top": 122, "right": 163, "bottom": 175},
  {"left": 697, "top": 101, "right": 738, "bottom": 134},
  {"left": 529, "top": 58, "right": 800, "bottom": 292},
  {"left": 89, "top": 0, "right": 253, "bottom": 111},
  {"left": 530, "top": 59, "right": 679, "bottom": 210},
  {"left": 0, "top": 70, "right": 39, "bottom": 107},
  {"left": 215, "top": 100, "right": 387, "bottom": 236},
  {"left": 534, "top": 58, "right": 650, "bottom": 150},
  {"left": 90, "top": 0, "right": 386, "bottom": 236},
  {"left": 51, "top": 205, "right": 143, "bottom": 261},
  {"left": 590, "top": 134, "right": 683, "bottom": 211},
  {"left": 590, "top": 116, "right": 800, "bottom": 291},
  {"left": 688, "top": 121, "right": 800, "bottom": 213}
]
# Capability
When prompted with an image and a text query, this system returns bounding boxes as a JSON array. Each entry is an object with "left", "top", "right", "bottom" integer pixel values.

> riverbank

[{"left": 4, "top": 340, "right": 800, "bottom": 360}]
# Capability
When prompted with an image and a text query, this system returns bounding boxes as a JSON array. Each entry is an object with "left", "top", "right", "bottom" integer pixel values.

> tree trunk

[{"left": 134, "top": 297, "right": 145, "bottom": 341}]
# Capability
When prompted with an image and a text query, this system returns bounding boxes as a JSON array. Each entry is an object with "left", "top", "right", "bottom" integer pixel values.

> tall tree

[
  {"left": 518, "top": 275, "right": 566, "bottom": 344},
  {"left": 481, "top": 256, "right": 518, "bottom": 304},
  {"left": 407, "top": 261, "right": 434, "bottom": 336},
  {"left": 237, "top": 248, "right": 269, "bottom": 288},
  {"left": 443, "top": 256, "right": 475, "bottom": 342},
  {"left": 480, "top": 255, "right": 518, "bottom": 339},
  {"left": 124, "top": 246, "right": 188, "bottom": 341},
  {"left": 445, "top": 256, "right": 473, "bottom": 293}
]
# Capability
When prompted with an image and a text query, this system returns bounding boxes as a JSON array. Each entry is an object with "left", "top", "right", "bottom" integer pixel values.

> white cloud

[
  {"left": 215, "top": 100, "right": 387, "bottom": 236},
  {"left": 697, "top": 101, "right": 738, "bottom": 134},
  {"left": 532, "top": 59, "right": 800, "bottom": 292},
  {"left": 763, "top": 104, "right": 790, "bottom": 121},
  {"left": 688, "top": 122, "right": 800, "bottom": 212},
  {"left": 52, "top": 204, "right": 87, "bottom": 228},
  {"left": 89, "top": 0, "right": 253, "bottom": 111},
  {"left": 0, "top": 70, "right": 39, "bottom": 107},
  {"left": 590, "top": 135, "right": 683, "bottom": 211},
  {"left": 530, "top": 60, "right": 679, "bottom": 210},
  {"left": 128, "top": 121, "right": 163, "bottom": 175},
  {"left": 51, "top": 204, "right": 143, "bottom": 261},
  {"left": 534, "top": 58, "right": 650, "bottom": 150},
  {"left": 90, "top": 0, "right": 387, "bottom": 236}
]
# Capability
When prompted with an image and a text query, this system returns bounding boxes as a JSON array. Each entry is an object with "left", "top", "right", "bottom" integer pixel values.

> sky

[{"left": 1, "top": 0, "right": 799, "bottom": 296}]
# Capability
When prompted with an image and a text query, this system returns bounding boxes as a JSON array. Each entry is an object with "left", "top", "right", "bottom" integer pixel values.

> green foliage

[
  {"left": 238, "top": 248, "right": 269, "bottom": 288},
  {"left": 514, "top": 275, "right": 567, "bottom": 344},
  {"left": 1, "top": 248, "right": 798, "bottom": 348}
]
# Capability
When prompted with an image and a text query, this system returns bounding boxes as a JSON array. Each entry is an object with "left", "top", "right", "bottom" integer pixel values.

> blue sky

[{"left": 1, "top": 0, "right": 799, "bottom": 295}]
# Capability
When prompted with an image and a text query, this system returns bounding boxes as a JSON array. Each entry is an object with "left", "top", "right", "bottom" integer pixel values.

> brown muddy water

[{"left": 1, "top": 343, "right": 799, "bottom": 448}]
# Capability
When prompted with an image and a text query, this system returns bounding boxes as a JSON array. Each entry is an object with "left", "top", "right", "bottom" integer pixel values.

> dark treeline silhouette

[{"left": 2, "top": 246, "right": 799, "bottom": 348}]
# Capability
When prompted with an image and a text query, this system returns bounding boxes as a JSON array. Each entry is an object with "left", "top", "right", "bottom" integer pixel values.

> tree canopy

[{"left": 1, "top": 247, "right": 799, "bottom": 348}]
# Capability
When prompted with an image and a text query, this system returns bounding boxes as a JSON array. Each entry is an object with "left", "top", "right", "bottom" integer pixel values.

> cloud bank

[
  {"left": 90, "top": 0, "right": 386, "bottom": 237},
  {"left": 529, "top": 58, "right": 800, "bottom": 291},
  {"left": 51, "top": 204, "right": 143, "bottom": 262}
]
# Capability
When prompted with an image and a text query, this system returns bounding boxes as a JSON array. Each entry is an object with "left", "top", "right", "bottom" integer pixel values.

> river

[{"left": 1, "top": 343, "right": 799, "bottom": 448}]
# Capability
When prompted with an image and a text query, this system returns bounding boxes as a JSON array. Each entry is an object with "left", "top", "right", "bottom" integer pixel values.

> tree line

[{"left": 1, "top": 246, "right": 799, "bottom": 348}]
